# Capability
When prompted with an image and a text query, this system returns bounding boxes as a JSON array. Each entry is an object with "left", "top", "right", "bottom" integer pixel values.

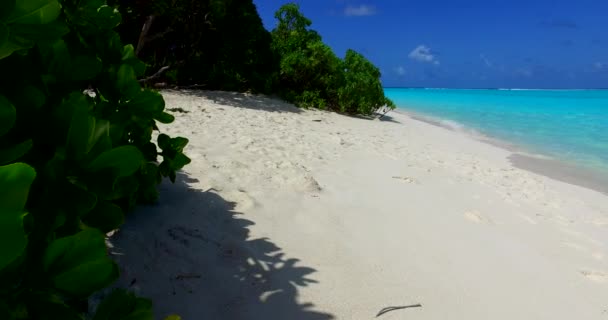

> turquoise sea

[{"left": 384, "top": 88, "right": 608, "bottom": 174}]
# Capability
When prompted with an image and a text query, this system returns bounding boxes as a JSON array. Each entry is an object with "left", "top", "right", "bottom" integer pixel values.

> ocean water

[{"left": 384, "top": 88, "right": 608, "bottom": 174}]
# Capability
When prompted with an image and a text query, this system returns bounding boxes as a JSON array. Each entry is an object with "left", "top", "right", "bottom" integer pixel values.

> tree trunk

[{"left": 136, "top": 15, "right": 156, "bottom": 56}]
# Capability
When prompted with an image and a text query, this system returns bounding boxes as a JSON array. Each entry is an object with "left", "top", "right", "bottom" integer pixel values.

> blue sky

[{"left": 253, "top": 0, "right": 608, "bottom": 88}]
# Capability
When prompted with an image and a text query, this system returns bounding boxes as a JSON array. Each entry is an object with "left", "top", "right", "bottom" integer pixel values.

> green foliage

[
  {"left": 92, "top": 289, "right": 153, "bottom": 320},
  {"left": 272, "top": 3, "right": 395, "bottom": 115},
  {"left": 0, "top": 0, "right": 189, "bottom": 318},
  {"left": 0, "top": 163, "right": 34, "bottom": 271},
  {"left": 110, "top": 0, "right": 278, "bottom": 93},
  {"left": 43, "top": 229, "right": 119, "bottom": 297},
  {"left": 339, "top": 49, "right": 397, "bottom": 114}
]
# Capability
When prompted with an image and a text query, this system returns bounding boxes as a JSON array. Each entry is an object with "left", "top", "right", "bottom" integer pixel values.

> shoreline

[
  {"left": 392, "top": 107, "right": 608, "bottom": 195},
  {"left": 109, "top": 90, "right": 608, "bottom": 319}
]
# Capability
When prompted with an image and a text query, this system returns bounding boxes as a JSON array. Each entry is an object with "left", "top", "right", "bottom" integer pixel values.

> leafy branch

[{"left": 0, "top": 0, "right": 189, "bottom": 318}]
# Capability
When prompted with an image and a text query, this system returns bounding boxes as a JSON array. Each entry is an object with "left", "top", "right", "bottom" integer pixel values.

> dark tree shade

[{"left": 110, "top": 0, "right": 279, "bottom": 93}]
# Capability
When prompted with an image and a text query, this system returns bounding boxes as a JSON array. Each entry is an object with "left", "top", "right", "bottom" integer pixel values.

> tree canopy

[
  {"left": 110, "top": 0, "right": 278, "bottom": 93},
  {"left": 109, "top": 0, "right": 395, "bottom": 115},
  {"left": 271, "top": 3, "right": 395, "bottom": 115}
]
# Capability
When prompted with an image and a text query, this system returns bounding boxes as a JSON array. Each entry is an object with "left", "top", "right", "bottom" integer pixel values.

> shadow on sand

[
  {"left": 108, "top": 172, "right": 333, "bottom": 319},
  {"left": 377, "top": 113, "right": 401, "bottom": 124},
  {"left": 342, "top": 110, "right": 402, "bottom": 124},
  {"left": 167, "top": 89, "right": 303, "bottom": 114}
]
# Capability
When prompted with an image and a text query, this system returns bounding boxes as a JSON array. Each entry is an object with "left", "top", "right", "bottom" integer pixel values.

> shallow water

[{"left": 384, "top": 88, "right": 608, "bottom": 174}]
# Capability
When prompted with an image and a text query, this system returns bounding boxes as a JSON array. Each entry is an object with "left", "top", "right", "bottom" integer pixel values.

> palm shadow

[
  {"left": 107, "top": 172, "right": 333, "bottom": 319},
  {"left": 166, "top": 89, "right": 303, "bottom": 114}
]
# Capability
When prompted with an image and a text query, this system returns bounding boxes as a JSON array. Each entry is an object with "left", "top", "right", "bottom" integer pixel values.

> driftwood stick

[
  {"left": 378, "top": 108, "right": 391, "bottom": 119},
  {"left": 138, "top": 66, "right": 171, "bottom": 84},
  {"left": 376, "top": 304, "right": 422, "bottom": 317}
]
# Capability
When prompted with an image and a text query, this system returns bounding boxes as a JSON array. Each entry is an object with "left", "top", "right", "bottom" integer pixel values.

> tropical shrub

[
  {"left": 339, "top": 49, "right": 396, "bottom": 114},
  {"left": 271, "top": 3, "right": 395, "bottom": 115},
  {"left": 271, "top": 3, "right": 340, "bottom": 109},
  {"left": 0, "top": 0, "right": 189, "bottom": 319}
]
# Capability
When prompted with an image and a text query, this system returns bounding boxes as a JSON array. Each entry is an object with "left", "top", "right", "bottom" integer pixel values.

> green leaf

[
  {"left": 137, "top": 163, "right": 160, "bottom": 203},
  {"left": 170, "top": 153, "right": 191, "bottom": 171},
  {"left": 0, "top": 21, "right": 68, "bottom": 59},
  {"left": 95, "top": 5, "right": 121, "bottom": 30},
  {"left": 34, "top": 296, "right": 84, "bottom": 320},
  {"left": 7, "top": 0, "right": 61, "bottom": 25},
  {"left": 109, "top": 175, "right": 139, "bottom": 200},
  {"left": 66, "top": 95, "right": 94, "bottom": 161},
  {"left": 9, "top": 20, "right": 68, "bottom": 44},
  {"left": 155, "top": 112, "right": 174, "bottom": 124},
  {"left": 0, "top": 139, "right": 33, "bottom": 165},
  {"left": 93, "top": 289, "right": 154, "bottom": 320},
  {"left": 53, "top": 91, "right": 83, "bottom": 141},
  {"left": 88, "top": 146, "right": 144, "bottom": 177},
  {"left": 62, "top": 182, "right": 97, "bottom": 215},
  {"left": 0, "top": 163, "right": 35, "bottom": 213},
  {"left": 157, "top": 134, "right": 170, "bottom": 151},
  {"left": 140, "top": 142, "right": 158, "bottom": 161},
  {"left": 47, "top": 39, "right": 70, "bottom": 78},
  {"left": 70, "top": 55, "right": 102, "bottom": 81},
  {"left": 0, "top": 0, "right": 16, "bottom": 20},
  {"left": 170, "top": 137, "right": 189, "bottom": 153},
  {"left": 82, "top": 200, "right": 124, "bottom": 233},
  {"left": 125, "top": 89, "right": 164, "bottom": 116},
  {"left": 116, "top": 64, "right": 139, "bottom": 97},
  {"left": 0, "top": 36, "right": 24, "bottom": 60},
  {"left": 121, "top": 44, "right": 145, "bottom": 76},
  {"left": 158, "top": 135, "right": 189, "bottom": 155},
  {"left": 0, "top": 22, "right": 8, "bottom": 48},
  {"left": 0, "top": 163, "right": 35, "bottom": 271},
  {"left": 53, "top": 255, "right": 118, "bottom": 297},
  {"left": 43, "top": 228, "right": 118, "bottom": 297},
  {"left": 0, "top": 94, "right": 16, "bottom": 136},
  {"left": 121, "top": 44, "right": 136, "bottom": 61},
  {"left": 13, "top": 85, "right": 46, "bottom": 111},
  {"left": 86, "top": 118, "right": 111, "bottom": 158}
]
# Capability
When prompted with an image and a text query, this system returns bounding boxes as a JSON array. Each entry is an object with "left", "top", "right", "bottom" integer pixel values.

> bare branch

[
  {"left": 138, "top": 66, "right": 171, "bottom": 84},
  {"left": 144, "top": 28, "right": 173, "bottom": 44},
  {"left": 136, "top": 15, "right": 156, "bottom": 55}
]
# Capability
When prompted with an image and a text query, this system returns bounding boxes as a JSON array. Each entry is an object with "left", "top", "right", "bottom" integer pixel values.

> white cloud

[
  {"left": 480, "top": 54, "right": 493, "bottom": 67},
  {"left": 344, "top": 5, "right": 377, "bottom": 16},
  {"left": 395, "top": 66, "right": 406, "bottom": 76},
  {"left": 409, "top": 45, "right": 439, "bottom": 65},
  {"left": 594, "top": 62, "right": 606, "bottom": 70}
]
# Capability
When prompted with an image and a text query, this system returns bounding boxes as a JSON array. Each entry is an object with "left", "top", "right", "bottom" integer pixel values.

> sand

[{"left": 106, "top": 90, "right": 608, "bottom": 319}]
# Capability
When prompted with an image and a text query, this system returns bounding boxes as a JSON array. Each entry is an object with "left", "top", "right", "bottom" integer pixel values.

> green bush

[
  {"left": 271, "top": 3, "right": 395, "bottom": 115},
  {"left": 339, "top": 49, "right": 396, "bottom": 115},
  {"left": 0, "top": 0, "right": 189, "bottom": 319}
]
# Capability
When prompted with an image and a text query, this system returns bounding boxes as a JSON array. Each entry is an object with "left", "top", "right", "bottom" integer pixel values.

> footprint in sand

[
  {"left": 464, "top": 211, "right": 492, "bottom": 224},
  {"left": 580, "top": 270, "right": 608, "bottom": 283},
  {"left": 392, "top": 176, "right": 418, "bottom": 184}
]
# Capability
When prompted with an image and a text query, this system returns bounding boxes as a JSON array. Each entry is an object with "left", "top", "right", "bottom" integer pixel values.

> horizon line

[{"left": 383, "top": 87, "right": 608, "bottom": 90}]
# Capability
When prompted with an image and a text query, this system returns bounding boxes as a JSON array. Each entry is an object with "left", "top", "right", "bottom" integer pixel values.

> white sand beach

[{"left": 107, "top": 90, "right": 608, "bottom": 319}]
